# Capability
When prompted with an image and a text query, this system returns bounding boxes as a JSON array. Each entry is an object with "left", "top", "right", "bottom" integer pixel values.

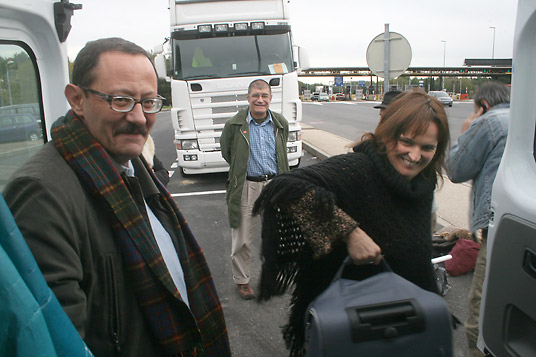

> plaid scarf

[{"left": 51, "top": 111, "right": 230, "bottom": 356}]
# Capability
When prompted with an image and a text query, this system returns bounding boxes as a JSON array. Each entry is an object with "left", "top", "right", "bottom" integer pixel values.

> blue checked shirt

[{"left": 247, "top": 110, "right": 278, "bottom": 176}]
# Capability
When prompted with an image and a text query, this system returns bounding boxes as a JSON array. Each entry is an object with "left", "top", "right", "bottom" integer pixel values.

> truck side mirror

[
  {"left": 297, "top": 47, "right": 310, "bottom": 72},
  {"left": 154, "top": 54, "right": 167, "bottom": 79},
  {"left": 153, "top": 44, "right": 168, "bottom": 79}
]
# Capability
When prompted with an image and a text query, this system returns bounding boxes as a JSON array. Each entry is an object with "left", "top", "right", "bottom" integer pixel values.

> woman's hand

[{"left": 346, "top": 227, "right": 382, "bottom": 265}]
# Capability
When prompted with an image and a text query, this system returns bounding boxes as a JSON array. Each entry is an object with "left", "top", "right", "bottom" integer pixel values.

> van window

[{"left": 0, "top": 43, "right": 43, "bottom": 191}]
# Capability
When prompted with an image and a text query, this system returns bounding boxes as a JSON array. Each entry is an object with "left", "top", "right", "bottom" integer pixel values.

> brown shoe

[{"left": 237, "top": 284, "right": 255, "bottom": 300}]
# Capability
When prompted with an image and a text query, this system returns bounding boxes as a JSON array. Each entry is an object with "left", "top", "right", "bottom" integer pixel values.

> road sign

[
  {"left": 366, "top": 31, "right": 412, "bottom": 79},
  {"left": 334, "top": 76, "right": 343, "bottom": 87}
]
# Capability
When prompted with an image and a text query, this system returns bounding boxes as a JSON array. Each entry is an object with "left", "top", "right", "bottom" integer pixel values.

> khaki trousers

[
  {"left": 465, "top": 229, "right": 487, "bottom": 357},
  {"left": 231, "top": 179, "right": 270, "bottom": 285}
]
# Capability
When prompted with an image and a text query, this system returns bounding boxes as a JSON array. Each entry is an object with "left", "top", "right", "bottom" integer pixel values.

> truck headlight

[
  {"left": 288, "top": 130, "right": 301, "bottom": 142},
  {"left": 176, "top": 139, "right": 199, "bottom": 150}
]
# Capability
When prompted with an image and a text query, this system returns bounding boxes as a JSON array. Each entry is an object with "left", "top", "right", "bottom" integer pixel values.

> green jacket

[{"left": 220, "top": 108, "right": 290, "bottom": 228}]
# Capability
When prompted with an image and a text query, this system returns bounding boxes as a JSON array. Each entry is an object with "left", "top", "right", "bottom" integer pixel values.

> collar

[
  {"left": 248, "top": 110, "right": 273, "bottom": 125},
  {"left": 489, "top": 103, "right": 510, "bottom": 111},
  {"left": 117, "top": 157, "right": 160, "bottom": 199},
  {"left": 120, "top": 160, "right": 135, "bottom": 177}
]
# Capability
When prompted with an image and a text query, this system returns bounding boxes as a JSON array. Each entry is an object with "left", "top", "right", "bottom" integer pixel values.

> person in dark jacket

[
  {"left": 3, "top": 37, "right": 230, "bottom": 356},
  {"left": 254, "top": 90, "right": 450, "bottom": 356},
  {"left": 374, "top": 89, "right": 402, "bottom": 120}
]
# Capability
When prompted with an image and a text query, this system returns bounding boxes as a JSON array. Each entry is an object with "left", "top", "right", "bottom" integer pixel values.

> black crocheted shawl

[{"left": 253, "top": 139, "right": 438, "bottom": 356}]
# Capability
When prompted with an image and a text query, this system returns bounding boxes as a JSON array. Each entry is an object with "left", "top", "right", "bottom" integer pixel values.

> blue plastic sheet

[{"left": 0, "top": 195, "right": 93, "bottom": 357}]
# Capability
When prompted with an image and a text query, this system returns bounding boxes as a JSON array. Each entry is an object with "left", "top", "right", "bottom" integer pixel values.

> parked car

[
  {"left": 0, "top": 114, "right": 42, "bottom": 143},
  {"left": 335, "top": 93, "right": 345, "bottom": 101},
  {"left": 427, "top": 91, "right": 453, "bottom": 107},
  {"left": 311, "top": 92, "right": 320, "bottom": 101},
  {"left": 318, "top": 93, "right": 330, "bottom": 102}
]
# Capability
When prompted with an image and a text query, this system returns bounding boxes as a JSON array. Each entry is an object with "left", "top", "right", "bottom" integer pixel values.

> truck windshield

[{"left": 172, "top": 33, "right": 293, "bottom": 80}]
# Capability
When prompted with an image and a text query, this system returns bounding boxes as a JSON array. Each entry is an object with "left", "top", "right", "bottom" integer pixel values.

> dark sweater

[{"left": 254, "top": 140, "right": 438, "bottom": 356}]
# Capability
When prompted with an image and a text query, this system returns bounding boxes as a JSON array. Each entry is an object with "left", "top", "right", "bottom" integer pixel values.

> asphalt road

[
  {"left": 302, "top": 100, "right": 474, "bottom": 144},
  {"left": 150, "top": 101, "right": 476, "bottom": 356}
]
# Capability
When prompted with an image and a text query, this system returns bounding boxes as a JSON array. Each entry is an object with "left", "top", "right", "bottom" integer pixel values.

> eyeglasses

[{"left": 79, "top": 86, "right": 165, "bottom": 114}]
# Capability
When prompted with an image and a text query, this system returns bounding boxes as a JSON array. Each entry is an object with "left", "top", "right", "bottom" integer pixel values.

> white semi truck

[{"left": 154, "top": 0, "right": 309, "bottom": 175}]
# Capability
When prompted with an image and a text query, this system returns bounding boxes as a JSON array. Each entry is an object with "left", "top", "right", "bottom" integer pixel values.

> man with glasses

[{"left": 3, "top": 38, "right": 230, "bottom": 356}]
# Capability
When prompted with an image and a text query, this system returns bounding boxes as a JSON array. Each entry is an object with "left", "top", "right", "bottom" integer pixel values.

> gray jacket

[{"left": 447, "top": 103, "right": 510, "bottom": 232}]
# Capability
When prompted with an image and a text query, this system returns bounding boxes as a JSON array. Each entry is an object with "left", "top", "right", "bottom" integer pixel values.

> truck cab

[{"left": 155, "top": 0, "right": 308, "bottom": 175}]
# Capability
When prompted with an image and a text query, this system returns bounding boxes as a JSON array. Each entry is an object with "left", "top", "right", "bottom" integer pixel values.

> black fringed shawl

[{"left": 253, "top": 140, "right": 439, "bottom": 356}]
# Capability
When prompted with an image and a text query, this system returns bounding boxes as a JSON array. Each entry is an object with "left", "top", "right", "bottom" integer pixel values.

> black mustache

[{"left": 114, "top": 123, "right": 148, "bottom": 136}]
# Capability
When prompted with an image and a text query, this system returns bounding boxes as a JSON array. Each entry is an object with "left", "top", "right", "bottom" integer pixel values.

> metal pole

[
  {"left": 490, "top": 26, "right": 496, "bottom": 59},
  {"left": 441, "top": 40, "right": 446, "bottom": 90},
  {"left": 442, "top": 40, "right": 446, "bottom": 67},
  {"left": 5, "top": 61, "right": 13, "bottom": 106},
  {"left": 383, "top": 23, "right": 390, "bottom": 94}
]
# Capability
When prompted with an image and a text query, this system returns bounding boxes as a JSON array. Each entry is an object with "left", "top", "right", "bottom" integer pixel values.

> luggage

[{"left": 304, "top": 258, "right": 453, "bottom": 356}]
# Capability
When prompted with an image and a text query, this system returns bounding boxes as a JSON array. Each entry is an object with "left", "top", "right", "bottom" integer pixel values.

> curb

[{"left": 302, "top": 141, "right": 329, "bottom": 161}]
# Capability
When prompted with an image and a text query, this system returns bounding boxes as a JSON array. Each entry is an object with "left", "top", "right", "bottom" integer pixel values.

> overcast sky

[{"left": 66, "top": 0, "right": 518, "bottom": 70}]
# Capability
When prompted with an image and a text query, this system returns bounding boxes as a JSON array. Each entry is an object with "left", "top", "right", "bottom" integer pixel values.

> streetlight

[
  {"left": 4, "top": 59, "right": 14, "bottom": 106},
  {"left": 490, "top": 26, "right": 496, "bottom": 59},
  {"left": 441, "top": 40, "right": 446, "bottom": 90},
  {"left": 441, "top": 40, "right": 446, "bottom": 67}
]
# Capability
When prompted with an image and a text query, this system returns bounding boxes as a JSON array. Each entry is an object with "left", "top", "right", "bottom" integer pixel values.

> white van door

[{"left": 480, "top": 1, "right": 536, "bottom": 356}]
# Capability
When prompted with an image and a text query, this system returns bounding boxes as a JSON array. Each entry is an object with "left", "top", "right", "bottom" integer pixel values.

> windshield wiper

[
  {"left": 183, "top": 74, "right": 221, "bottom": 80},
  {"left": 231, "top": 71, "right": 271, "bottom": 76}
]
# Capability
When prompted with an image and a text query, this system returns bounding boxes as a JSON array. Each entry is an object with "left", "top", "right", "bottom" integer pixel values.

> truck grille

[{"left": 190, "top": 89, "right": 281, "bottom": 152}]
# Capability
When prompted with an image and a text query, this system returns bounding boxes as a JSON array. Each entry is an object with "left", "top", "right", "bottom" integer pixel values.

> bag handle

[{"left": 332, "top": 255, "right": 390, "bottom": 283}]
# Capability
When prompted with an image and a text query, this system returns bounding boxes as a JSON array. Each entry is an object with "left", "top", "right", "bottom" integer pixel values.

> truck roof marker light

[
  {"left": 198, "top": 25, "right": 212, "bottom": 33},
  {"left": 235, "top": 23, "right": 248, "bottom": 31},
  {"left": 251, "top": 22, "right": 265, "bottom": 30},
  {"left": 215, "top": 24, "right": 228, "bottom": 32}
]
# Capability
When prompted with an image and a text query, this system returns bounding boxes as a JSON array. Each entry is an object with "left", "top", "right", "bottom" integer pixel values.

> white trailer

[{"left": 155, "top": 0, "right": 309, "bottom": 175}]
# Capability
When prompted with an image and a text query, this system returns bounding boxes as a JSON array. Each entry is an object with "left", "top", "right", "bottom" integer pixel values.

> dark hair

[
  {"left": 72, "top": 37, "right": 155, "bottom": 87},
  {"left": 362, "top": 89, "right": 450, "bottom": 181},
  {"left": 474, "top": 81, "right": 510, "bottom": 108},
  {"left": 248, "top": 79, "right": 271, "bottom": 94}
]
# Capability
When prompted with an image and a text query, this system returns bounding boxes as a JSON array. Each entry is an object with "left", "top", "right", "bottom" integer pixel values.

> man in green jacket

[{"left": 220, "top": 79, "right": 289, "bottom": 299}]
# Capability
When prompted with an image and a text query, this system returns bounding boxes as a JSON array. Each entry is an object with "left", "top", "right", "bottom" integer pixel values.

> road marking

[
  {"left": 171, "top": 190, "right": 225, "bottom": 197},
  {"left": 171, "top": 162, "right": 178, "bottom": 168}
]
